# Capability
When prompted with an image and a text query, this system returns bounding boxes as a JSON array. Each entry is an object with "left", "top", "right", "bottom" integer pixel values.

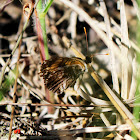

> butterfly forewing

[{"left": 40, "top": 57, "right": 87, "bottom": 94}]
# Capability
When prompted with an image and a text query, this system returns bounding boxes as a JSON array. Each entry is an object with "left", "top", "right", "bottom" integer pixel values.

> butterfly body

[{"left": 40, "top": 57, "right": 88, "bottom": 94}]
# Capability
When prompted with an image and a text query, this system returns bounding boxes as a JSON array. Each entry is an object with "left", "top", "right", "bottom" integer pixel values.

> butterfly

[{"left": 40, "top": 56, "right": 91, "bottom": 94}]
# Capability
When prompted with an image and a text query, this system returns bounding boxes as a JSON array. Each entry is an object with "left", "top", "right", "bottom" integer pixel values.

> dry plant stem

[
  {"left": 129, "top": 57, "right": 137, "bottom": 99},
  {"left": 35, "top": 0, "right": 53, "bottom": 61},
  {"left": 69, "top": 0, "right": 79, "bottom": 39},
  {"left": 111, "top": 27, "right": 140, "bottom": 53},
  {"left": 70, "top": 10, "right": 77, "bottom": 39},
  {"left": 99, "top": 113, "right": 118, "bottom": 138},
  {"left": 88, "top": 65, "right": 140, "bottom": 139},
  {"left": 8, "top": 93, "right": 17, "bottom": 140},
  {"left": 0, "top": 54, "right": 32, "bottom": 58},
  {"left": 0, "top": 0, "right": 13, "bottom": 13},
  {"left": 62, "top": 36, "right": 85, "bottom": 59},
  {"left": 8, "top": 13, "right": 24, "bottom": 138},
  {"left": 100, "top": 0, "right": 119, "bottom": 94},
  {"left": 8, "top": 40, "right": 21, "bottom": 140},
  {"left": 35, "top": 0, "right": 54, "bottom": 113},
  {"left": 120, "top": 0, "right": 130, "bottom": 100},
  {"left": 55, "top": 9, "right": 71, "bottom": 26},
  {"left": 0, "top": 102, "right": 112, "bottom": 107},
  {"left": 8, "top": 59, "right": 19, "bottom": 140},
  {"left": 100, "top": 1, "right": 120, "bottom": 136},
  {"left": 34, "top": 9, "right": 46, "bottom": 62},
  {"left": 0, "top": 1, "right": 36, "bottom": 87}
]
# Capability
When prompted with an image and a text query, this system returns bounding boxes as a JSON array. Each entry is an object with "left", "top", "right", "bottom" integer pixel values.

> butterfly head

[{"left": 85, "top": 56, "right": 92, "bottom": 64}]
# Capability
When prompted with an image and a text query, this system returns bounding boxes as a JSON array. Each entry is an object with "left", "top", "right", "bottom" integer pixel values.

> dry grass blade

[
  {"left": 59, "top": 0, "right": 122, "bottom": 61},
  {"left": 100, "top": 0, "right": 119, "bottom": 93},
  {"left": 87, "top": 65, "right": 140, "bottom": 138},
  {"left": 36, "top": 123, "right": 140, "bottom": 135},
  {"left": 120, "top": 0, "right": 130, "bottom": 100},
  {"left": 59, "top": 0, "right": 140, "bottom": 138}
]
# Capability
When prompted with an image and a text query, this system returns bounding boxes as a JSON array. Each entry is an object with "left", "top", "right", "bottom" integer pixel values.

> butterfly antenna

[
  {"left": 83, "top": 27, "right": 109, "bottom": 63},
  {"left": 90, "top": 53, "right": 109, "bottom": 58},
  {"left": 84, "top": 27, "right": 88, "bottom": 55}
]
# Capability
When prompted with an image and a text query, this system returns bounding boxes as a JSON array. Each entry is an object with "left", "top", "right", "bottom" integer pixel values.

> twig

[
  {"left": 8, "top": 54, "right": 19, "bottom": 140},
  {"left": 0, "top": 102, "right": 112, "bottom": 107},
  {"left": 8, "top": 16, "right": 22, "bottom": 140}
]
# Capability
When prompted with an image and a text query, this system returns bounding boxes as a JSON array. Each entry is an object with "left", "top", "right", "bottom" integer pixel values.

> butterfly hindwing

[{"left": 40, "top": 57, "right": 87, "bottom": 94}]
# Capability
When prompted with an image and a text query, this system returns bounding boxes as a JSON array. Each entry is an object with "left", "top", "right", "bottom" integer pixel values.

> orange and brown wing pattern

[{"left": 40, "top": 57, "right": 87, "bottom": 94}]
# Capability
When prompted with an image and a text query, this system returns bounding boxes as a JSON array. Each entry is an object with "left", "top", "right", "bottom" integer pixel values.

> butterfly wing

[{"left": 40, "top": 57, "right": 86, "bottom": 94}]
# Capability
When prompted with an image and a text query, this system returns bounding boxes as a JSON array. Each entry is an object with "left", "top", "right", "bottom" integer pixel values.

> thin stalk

[
  {"left": 36, "top": 0, "right": 54, "bottom": 60},
  {"left": 36, "top": 0, "right": 54, "bottom": 114},
  {"left": 8, "top": 28, "right": 22, "bottom": 140},
  {"left": 36, "top": 0, "right": 48, "bottom": 60},
  {"left": 8, "top": 46, "right": 20, "bottom": 140}
]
